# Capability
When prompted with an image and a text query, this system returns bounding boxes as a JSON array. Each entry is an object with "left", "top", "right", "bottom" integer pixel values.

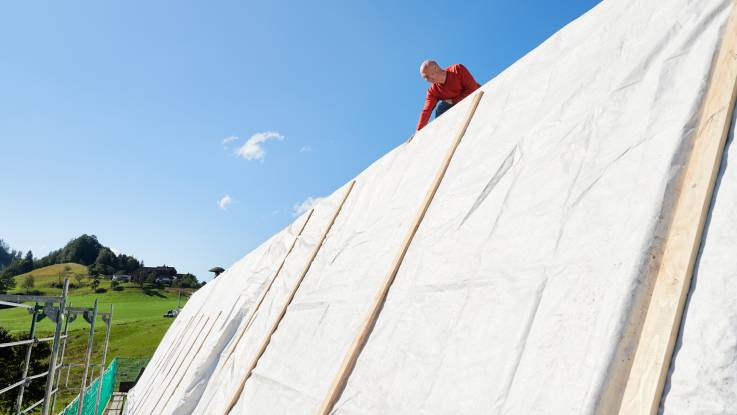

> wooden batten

[
  {"left": 222, "top": 209, "right": 314, "bottom": 363},
  {"left": 154, "top": 312, "right": 224, "bottom": 414},
  {"left": 223, "top": 181, "right": 356, "bottom": 414},
  {"left": 618, "top": 3, "right": 737, "bottom": 414},
  {"left": 318, "top": 91, "right": 484, "bottom": 415}
]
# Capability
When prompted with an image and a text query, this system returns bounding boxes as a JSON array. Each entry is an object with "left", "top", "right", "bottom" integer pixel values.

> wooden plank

[
  {"left": 132, "top": 315, "right": 209, "bottom": 413},
  {"left": 145, "top": 314, "right": 218, "bottom": 413},
  {"left": 318, "top": 91, "right": 484, "bottom": 415},
  {"left": 618, "top": 4, "right": 737, "bottom": 414},
  {"left": 135, "top": 212, "right": 314, "bottom": 413},
  {"left": 151, "top": 313, "right": 201, "bottom": 373},
  {"left": 223, "top": 181, "right": 356, "bottom": 414},
  {"left": 129, "top": 314, "right": 207, "bottom": 413},
  {"left": 136, "top": 210, "right": 314, "bottom": 413},
  {"left": 153, "top": 312, "right": 223, "bottom": 414},
  {"left": 221, "top": 209, "right": 314, "bottom": 362}
]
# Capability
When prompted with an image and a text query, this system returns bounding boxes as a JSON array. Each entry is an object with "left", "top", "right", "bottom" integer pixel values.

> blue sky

[{"left": 0, "top": 0, "right": 601, "bottom": 281}]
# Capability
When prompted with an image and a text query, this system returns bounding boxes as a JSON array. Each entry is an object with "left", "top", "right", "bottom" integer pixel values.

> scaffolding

[{"left": 0, "top": 278, "right": 114, "bottom": 415}]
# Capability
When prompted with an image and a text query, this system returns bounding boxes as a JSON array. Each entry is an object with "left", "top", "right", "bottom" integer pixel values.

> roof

[{"left": 126, "top": 1, "right": 737, "bottom": 413}]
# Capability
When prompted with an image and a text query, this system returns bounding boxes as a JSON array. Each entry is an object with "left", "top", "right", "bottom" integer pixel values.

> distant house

[
  {"left": 112, "top": 275, "right": 132, "bottom": 282},
  {"left": 132, "top": 265, "right": 178, "bottom": 286},
  {"left": 155, "top": 276, "right": 174, "bottom": 285}
]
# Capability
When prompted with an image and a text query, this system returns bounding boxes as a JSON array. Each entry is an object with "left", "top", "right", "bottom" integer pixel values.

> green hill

[
  {"left": 12, "top": 263, "right": 89, "bottom": 292},
  {"left": 5, "top": 263, "right": 187, "bottom": 332},
  {"left": 0, "top": 234, "right": 145, "bottom": 292},
  {"left": 1, "top": 263, "right": 193, "bottom": 411}
]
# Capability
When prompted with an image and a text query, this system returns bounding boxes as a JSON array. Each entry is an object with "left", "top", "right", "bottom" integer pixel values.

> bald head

[{"left": 420, "top": 60, "right": 446, "bottom": 84}]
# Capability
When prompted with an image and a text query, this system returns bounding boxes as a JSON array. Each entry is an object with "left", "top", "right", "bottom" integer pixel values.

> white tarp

[
  {"left": 334, "top": 1, "right": 734, "bottom": 414},
  {"left": 126, "top": 0, "right": 737, "bottom": 413},
  {"left": 192, "top": 182, "right": 353, "bottom": 414},
  {"left": 228, "top": 96, "right": 470, "bottom": 414},
  {"left": 125, "top": 214, "right": 311, "bottom": 413}
]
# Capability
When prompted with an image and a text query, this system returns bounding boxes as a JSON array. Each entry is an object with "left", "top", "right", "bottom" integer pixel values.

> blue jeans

[{"left": 435, "top": 100, "right": 454, "bottom": 119}]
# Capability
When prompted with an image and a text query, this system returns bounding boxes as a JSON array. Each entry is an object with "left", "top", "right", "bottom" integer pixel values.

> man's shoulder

[{"left": 445, "top": 63, "right": 467, "bottom": 73}]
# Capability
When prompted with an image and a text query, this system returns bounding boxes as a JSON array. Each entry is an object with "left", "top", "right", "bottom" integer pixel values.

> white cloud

[
  {"left": 218, "top": 195, "right": 233, "bottom": 210},
  {"left": 235, "top": 131, "right": 285, "bottom": 160},
  {"left": 299, "top": 145, "right": 312, "bottom": 153},
  {"left": 292, "top": 196, "right": 323, "bottom": 217},
  {"left": 222, "top": 135, "right": 239, "bottom": 145}
]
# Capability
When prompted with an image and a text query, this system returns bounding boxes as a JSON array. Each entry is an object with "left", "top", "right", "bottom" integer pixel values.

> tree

[
  {"left": 58, "top": 235, "right": 103, "bottom": 265},
  {"left": 0, "top": 273, "right": 14, "bottom": 293},
  {"left": 20, "top": 251, "right": 35, "bottom": 274},
  {"left": 0, "top": 241, "right": 22, "bottom": 291},
  {"left": 115, "top": 254, "right": 141, "bottom": 273},
  {"left": 95, "top": 248, "right": 115, "bottom": 267},
  {"left": 74, "top": 273, "right": 84, "bottom": 287},
  {"left": 56, "top": 265, "right": 72, "bottom": 287},
  {"left": 87, "top": 264, "right": 99, "bottom": 278},
  {"left": 132, "top": 268, "right": 156, "bottom": 288},
  {"left": 0, "top": 255, "right": 30, "bottom": 292},
  {"left": 90, "top": 277, "right": 100, "bottom": 292},
  {"left": 88, "top": 263, "right": 113, "bottom": 278},
  {"left": 0, "top": 249, "right": 17, "bottom": 292},
  {"left": 87, "top": 248, "right": 117, "bottom": 278},
  {"left": 15, "top": 252, "right": 34, "bottom": 276},
  {"left": 0, "top": 239, "right": 9, "bottom": 269},
  {"left": 174, "top": 273, "right": 200, "bottom": 289},
  {"left": 22, "top": 274, "right": 34, "bottom": 293},
  {"left": 1, "top": 235, "right": 145, "bottom": 285},
  {"left": 0, "top": 239, "right": 19, "bottom": 270}
]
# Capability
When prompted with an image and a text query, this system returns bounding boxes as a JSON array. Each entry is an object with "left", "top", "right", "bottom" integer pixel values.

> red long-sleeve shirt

[{"left": 416, "top": 64, "right": 481, "bottom": 130}]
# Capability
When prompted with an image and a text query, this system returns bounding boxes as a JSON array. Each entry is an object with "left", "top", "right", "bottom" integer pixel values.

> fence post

[
  {"left": 77, "top": 299, "right": 98, "bottom": 415},
  {"left": 94, "top": 304, "right": 113, "bottom": 415},
  {"left": 50, "top": 302, "right": 75, "bottom": 414},
  {"left": 42, "top": 279, "right": 68, "bottom": 415},
  {"left": 15, "top": 303, "right": 40, "bottom": 414}
]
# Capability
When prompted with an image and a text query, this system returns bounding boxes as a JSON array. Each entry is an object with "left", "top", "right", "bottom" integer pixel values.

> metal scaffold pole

[
  {"left": 41, "top": 278, "right": 69, "bottom": 415},
  {"left": 14, "top": 302, "right": 41, "bottom": 413},
  {"left": 50, "top": 302, "right": 76, "bottom": 413},
  {"left": 94, "top": 304, "right": 113, "bottom": 415},
  {"left": 77, "top": 299, "right": 98, "bottom": 415}
]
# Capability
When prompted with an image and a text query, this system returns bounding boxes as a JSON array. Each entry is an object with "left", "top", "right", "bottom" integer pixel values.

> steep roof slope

[{"left": 125, "top": 0, "right": 737, "bottom": 413}]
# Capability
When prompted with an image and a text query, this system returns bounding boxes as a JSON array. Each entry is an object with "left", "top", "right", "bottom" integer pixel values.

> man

[{"left": 416, "top": 61, "right": 481, "bottom": 131}]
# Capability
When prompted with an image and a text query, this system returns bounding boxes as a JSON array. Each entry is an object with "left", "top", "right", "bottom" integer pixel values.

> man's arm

[{"left": 416, "top": 91, "right": 438, "bottom": 130}]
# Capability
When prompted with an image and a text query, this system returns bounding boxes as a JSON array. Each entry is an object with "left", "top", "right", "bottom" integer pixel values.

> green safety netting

[{"left": 60, "top": 358, "right": 118, "bottom": 415}]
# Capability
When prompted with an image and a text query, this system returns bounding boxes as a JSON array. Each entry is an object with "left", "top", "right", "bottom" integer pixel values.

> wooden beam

[
  {"left": 136, "top": 213, "right": 314, "bottom": 413},
  {"left": 151, "top": 312, "right": 201, "bottom": 373},
  {"left": 221, "top": 209, "right": 314, "bottom": 362},
  {"left": 618, "top": 4, "right": 737, "bottom": 414},
  {"left": 153, "top": 312, "right": 223, "bottom": 414},
  {"left": 130, "top": 314, "right": 208, "bottom": 413},
  {"left": 318, "top": 91, "right": 484, "bottom": 415},
  {"left": 223, "top": 181, "right": 356, "bottom": 414}
]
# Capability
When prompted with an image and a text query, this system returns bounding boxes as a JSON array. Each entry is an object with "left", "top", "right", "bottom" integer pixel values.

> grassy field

[
  {"left": 0, "top": 263, "right": 193, "bottom": 412},
  {"left": 2, "top": 263, "right": 188, "bottom": 332}
]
